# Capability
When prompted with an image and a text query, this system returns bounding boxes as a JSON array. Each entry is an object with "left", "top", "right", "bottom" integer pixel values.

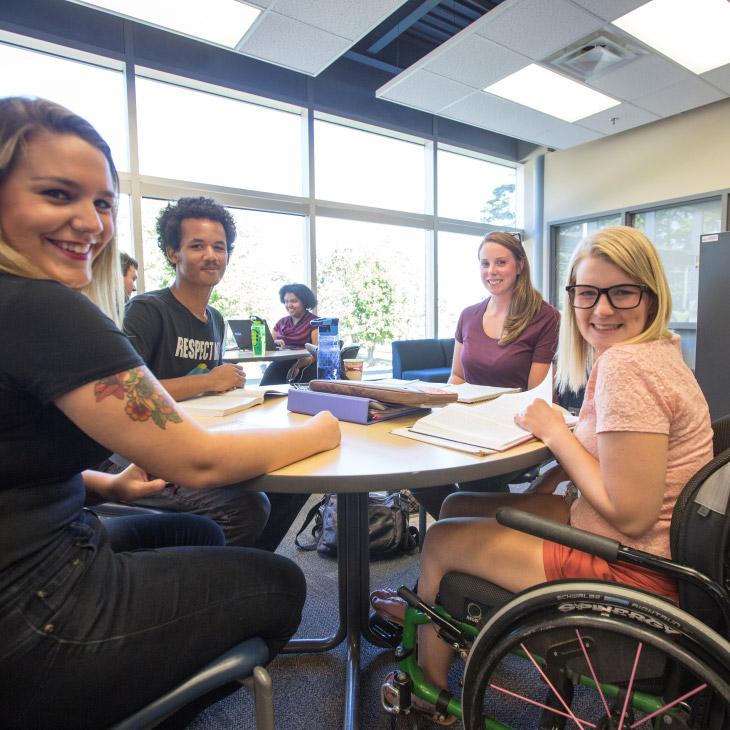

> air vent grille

[{"left": 548, "top": 32, "right": 647, "bottom": 81}]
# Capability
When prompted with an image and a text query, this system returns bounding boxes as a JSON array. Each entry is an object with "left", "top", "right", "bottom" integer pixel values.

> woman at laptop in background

[
  {"left": 409, "top": 231, "right": 560, "bottom": 519},
  {"left": 260, "top": 282, "right": 319, "bottom": 385},
  {"left": 375, "top": 227, "right": 712, "bottom": 725},
  {"left": 0, "top": 96, "right": 340, "bottom": 729}
]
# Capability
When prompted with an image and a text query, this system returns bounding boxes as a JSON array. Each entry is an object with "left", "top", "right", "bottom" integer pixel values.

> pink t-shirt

[{"left": 570, "top": 336, "right": 712, "bottom": 558}]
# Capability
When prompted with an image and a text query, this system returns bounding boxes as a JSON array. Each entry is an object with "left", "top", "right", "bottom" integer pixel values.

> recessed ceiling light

[
  {"left": 613, "top": 0, "right": 730, "bottom": 74},
  {"left": 484, "top": 64, "right": 620, "bottom": 123},
  {"left": 68, "top": 0, "right": 260, "bottom": 49}
]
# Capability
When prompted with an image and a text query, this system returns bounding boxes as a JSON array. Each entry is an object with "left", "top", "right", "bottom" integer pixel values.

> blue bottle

[{"left": 312, "top": 318, "right": 340, "bottom": 380}]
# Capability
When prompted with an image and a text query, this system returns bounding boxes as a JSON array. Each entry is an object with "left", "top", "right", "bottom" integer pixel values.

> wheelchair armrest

[{"left": 496, "top": 507, "right": 620, "bottom": 562}]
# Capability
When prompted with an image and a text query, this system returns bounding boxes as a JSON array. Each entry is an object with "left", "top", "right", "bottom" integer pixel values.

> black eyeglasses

[{"left": 566, "top": 284, "right": 648, "bottom": 310}]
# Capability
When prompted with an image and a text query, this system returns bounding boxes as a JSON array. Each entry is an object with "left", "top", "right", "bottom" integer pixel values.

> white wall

[{"left": 544, "top": 99, "right": 730, "bottom": 224}]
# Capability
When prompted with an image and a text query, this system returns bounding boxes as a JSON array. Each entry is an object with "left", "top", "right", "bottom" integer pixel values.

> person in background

[
  {"left": 374, "top": 226, "right": 712, "bottom": 724},
  {"left": 122, "top": 198, "right": 313, "bottom": 551},
  {"left": 259, "top": 282, "right": 318, "bottom": 385},
  {"left": 0, "top": 96, "right": 340, "bottom": 729},
  {"left": 120, "top": 250, "right": 137, "bottom": 302},
  {"left": 411, "top": 231, "right": 560, "bottom": 518}
]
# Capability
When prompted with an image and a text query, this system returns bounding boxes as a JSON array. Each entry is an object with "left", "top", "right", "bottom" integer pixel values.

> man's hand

[
  {"left": 206, "top": 363, "right": 245, "bottom": 392},
  {"left": 109, "top": 464, "right": 167, "bottom": 501},
  {"left": 274, "top": 338, "right": 286, "bottom": 348}
]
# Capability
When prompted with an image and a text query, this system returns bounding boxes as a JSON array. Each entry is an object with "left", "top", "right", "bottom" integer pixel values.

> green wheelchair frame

[{"left": 380, "top": 507, "right": 730, "bottom": 730}]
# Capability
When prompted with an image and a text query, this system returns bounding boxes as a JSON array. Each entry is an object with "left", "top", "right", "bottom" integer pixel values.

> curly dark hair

[
  {"left": 278, "top": 283, "right": 317, "bottom": 310},
  {"left": 156, "top": 196, "right": 236, "bottom": 268}
]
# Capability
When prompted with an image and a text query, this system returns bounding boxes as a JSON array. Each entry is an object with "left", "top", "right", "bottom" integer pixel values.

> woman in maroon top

[
  {"left": 408, "top": 232, "right": 559, "bottom": 517},
  {"left": 260, "top": 283, "right": 319, "bottom": 385}
]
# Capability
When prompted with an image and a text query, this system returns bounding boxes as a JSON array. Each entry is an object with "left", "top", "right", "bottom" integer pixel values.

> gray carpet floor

[
  {"left": 185, "top": 482, "right": 555, "bottom": 730},
  {"left": 184, "top": 494, "right": 445, "bottom": 730}
]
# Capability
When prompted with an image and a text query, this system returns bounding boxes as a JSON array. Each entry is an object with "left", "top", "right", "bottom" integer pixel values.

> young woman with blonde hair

[
  {"left": 375, "top": 226, "right": 712, "bottom": 724},
  {"left": 0, "top": 96, "right": 340, "bottom": 728}
]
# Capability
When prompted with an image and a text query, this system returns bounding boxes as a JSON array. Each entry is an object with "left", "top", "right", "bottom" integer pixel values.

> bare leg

[
  {"left": 440, "top": 491, "right": 569, "bottom": 521},
  {"left": 417, "top": 495, "right": 570, "bottom": 690}
]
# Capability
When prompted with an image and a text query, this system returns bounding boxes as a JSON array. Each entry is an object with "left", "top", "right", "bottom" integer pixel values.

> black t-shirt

[
  {"left": 123, "top": 288, "right": 225, "bottom": 379},
  {"left": 0, "top": 273, "right": 142, "bottom": 580}
]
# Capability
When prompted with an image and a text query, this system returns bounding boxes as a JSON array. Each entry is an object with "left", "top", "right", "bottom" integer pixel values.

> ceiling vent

[{"left": 547, "top": 32, "right": 647, "bottom": 82}]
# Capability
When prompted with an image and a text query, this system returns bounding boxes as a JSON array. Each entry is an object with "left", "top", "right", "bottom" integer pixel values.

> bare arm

[
  {"left": 160, "top": 363, "right": 245, "bottom": 401},
  {"left": 526, "top": 361, "right": 552, "bottom": 391},
  {"left": 57, "top": 366, "right": 340, "bottom": 489},
  {"left": 448, "top": 341, "right": 465, "bottom": 384},
  {"left": 515, "top": 400, "right": 667, "bottom": 537}
]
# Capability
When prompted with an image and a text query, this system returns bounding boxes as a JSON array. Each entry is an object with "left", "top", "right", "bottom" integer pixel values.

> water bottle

[
  {"left": 250, "top": 316, "right": 266, "bottom": 357},
  {"left": 312, "top": 318, "right": 340, "bottom": 380}
]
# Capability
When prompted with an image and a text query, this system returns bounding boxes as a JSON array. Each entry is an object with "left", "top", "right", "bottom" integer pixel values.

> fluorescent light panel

[
  {"left": 69, "top": 0, "right": 260, "bottom": 48},
  {"left": 484, "top": 64, "right": 619, "bottom": 123},
  {"left": 613, "top": 0, "right": 730, "bottom": 74}
]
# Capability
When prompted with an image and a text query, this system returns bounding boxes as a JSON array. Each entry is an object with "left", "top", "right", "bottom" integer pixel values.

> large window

[
  {"left": 136, "top": 77, "right": 303, "bottom": 195},
  {"left": 553, "top": 214, "right": 622, "bottom": 309},
  {"left": 437, "top": 148, "right": 517, "bottom": 224},
  {"left": 0, "top": 41, "right": 128, "bottom": 170},
  {"left": 437, "top": 231, "right": 486, "bottom": 338},
  {"left": 316, "top": 218, "right": 427, "bottom": 369},
  {"left": 631, "top": 198, "right": 721, "bottom": 324},
  {"left": 314, "top": 119, "right": 426, "bottom": 213}
]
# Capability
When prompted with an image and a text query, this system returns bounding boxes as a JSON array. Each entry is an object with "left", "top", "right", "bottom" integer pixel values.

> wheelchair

[{"left": 380, "top": 445, "right": 730, "bottom": 729}]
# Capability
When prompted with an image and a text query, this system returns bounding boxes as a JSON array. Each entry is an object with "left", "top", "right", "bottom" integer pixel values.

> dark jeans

[
  {"left": 411, "top": 470, "right": 524, "bottom": 520},
  {"left": 130, "top": 484, "right": 309, "bottom": 552},
  {"left": 0, "top": 510, "right": 306, "bottom": 729}
]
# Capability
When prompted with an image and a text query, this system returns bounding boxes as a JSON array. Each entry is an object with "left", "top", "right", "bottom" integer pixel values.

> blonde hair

[
  {"left": 556, "top": 225, "right": 673, "bottom": 393},
  {"left": 0, "top": 96, "right": 124, "bottom": 325},
  {"left": 478, "top": 231, "right": 544, "bottom": 345}
]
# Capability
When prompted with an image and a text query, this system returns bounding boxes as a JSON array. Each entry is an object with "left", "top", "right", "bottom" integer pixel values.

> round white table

[{"left": 203, "top": 396, "right": 551, "bottom": 730}]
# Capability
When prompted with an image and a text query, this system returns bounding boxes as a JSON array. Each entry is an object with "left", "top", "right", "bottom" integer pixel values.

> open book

[
  {"left": 406, "top": 368, "right": 577, "bottom": 452},
  {"left": 442, "top": 382, "right": 521, "bottom": 403},
  {"left": 180, "top": 386, "right": 288, "bottom": 417}
]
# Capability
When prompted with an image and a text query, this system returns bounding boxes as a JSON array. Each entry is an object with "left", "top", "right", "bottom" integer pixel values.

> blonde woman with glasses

[{"left": 374, "top": 226, "right": 712, "bottom": 724}]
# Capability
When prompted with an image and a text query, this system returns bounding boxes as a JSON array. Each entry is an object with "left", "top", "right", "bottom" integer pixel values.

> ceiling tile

[
  {"left": 702, "top": 63, "right": 730, "bottom": 95},
  {"left": 379, "top": 70, "right": 474, "bottom": 113},
  {"left": 269, "top": 0, "right": 406, "bottom": 42},
  {"left": 568, "top": 0, "right": 649, "bottom": 22},
  {"left": 536, "top": 123, "right": 603, "bottom": 149},
  {"left": 442, "top": 91, "right": 561, "bottom": 141},
  {"left": 589, "top": 53, "right": 693, "bottom": 101},
  {"left": 424, "top": 34, "right": 530, "bottom": 90},
  {"left": 636, "top": 77, "right": 725, "bottom": 117},
  {"left": 237, "top": 11, "right": 351, "bottom": 75},
  {"left": 475, "top": 0, "right": 604, "bottom": 61},
  {"left": 578, "top": 101, "right": 659, "bottom": 134}
]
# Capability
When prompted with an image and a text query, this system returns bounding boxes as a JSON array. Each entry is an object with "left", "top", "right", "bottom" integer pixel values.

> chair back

[
  {"left": 670, "top": 448, "right": 730, "bottom": 634},
  {"left": 712, "top": 414, "right": 730, "bottom": 456}
]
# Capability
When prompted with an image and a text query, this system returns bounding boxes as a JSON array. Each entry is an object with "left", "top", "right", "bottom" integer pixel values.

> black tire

[{"left": 461, "top": 581, "right": 730, "bottom": 730}]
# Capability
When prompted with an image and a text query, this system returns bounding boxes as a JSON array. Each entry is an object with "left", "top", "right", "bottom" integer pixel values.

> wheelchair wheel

[{"left": 461, "top": 581, "right": 730, "bottom": 730}]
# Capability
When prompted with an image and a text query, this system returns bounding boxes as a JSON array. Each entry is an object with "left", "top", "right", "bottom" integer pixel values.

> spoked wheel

[{"left": 461, "top": 583, "right": 730, "bottom": 730}]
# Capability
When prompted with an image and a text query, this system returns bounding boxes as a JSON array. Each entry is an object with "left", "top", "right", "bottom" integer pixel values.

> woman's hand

[
  {"left": 274, "top": 338, "right": 286, "bottom": 348},
  {"left": 514, "top": 398, "right": 569, "bottom": 446},
  {"left": 306, "top": 410, "right": 341, "bottom": 451},
  {"left": 84, "top": 464, "right": 167, "bottom": 502}
]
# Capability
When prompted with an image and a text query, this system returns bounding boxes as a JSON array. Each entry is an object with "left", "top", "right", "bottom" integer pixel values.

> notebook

[{"left": 228, "top": 319, "right": 276, "bottom": 351}]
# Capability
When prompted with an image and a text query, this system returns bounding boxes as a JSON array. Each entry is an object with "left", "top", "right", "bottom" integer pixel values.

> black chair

[{"left": 110, "top": 638, "right": 274, "bottom": 730}]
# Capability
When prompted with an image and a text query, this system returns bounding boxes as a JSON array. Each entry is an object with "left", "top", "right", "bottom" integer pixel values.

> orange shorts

[{"left": 543, "top": 540, "right": 679, "bottom": 604}]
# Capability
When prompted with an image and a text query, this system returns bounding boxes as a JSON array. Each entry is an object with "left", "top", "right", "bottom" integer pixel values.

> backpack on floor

[{"left": 295, "top": 492, "right": 419, "bottom": 559}]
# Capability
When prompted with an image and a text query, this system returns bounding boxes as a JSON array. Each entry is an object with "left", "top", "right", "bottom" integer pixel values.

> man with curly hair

[{"left": 120, "top": 196, "right": 298, "bottom": 549}]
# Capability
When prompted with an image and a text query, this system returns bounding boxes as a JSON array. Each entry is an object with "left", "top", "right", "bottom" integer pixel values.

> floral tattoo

[{"left": 94, "top": 369, "right": 182, "bottom": 429}]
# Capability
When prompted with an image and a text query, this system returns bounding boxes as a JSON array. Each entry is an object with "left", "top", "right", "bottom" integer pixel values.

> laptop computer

[{"left": 228, "top": 319, "right": 276, "bottom": 351}]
